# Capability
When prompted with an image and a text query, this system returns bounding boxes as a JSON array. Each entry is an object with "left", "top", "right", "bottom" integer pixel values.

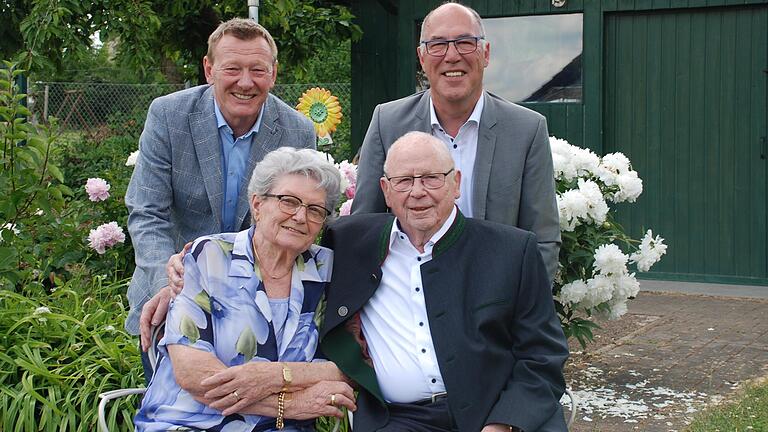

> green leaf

[
  {"left": 236, "top": 327, "right": 257, "bottom": 361},
  {"left": 180, "top": 315, "right": 199, "bottom": 343}
]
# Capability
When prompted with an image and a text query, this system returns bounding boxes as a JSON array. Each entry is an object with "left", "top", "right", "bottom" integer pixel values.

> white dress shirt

[
  {"left": 360, "top": 206, "right": 458, "bottom": 403},
  {"left": 430, "top": 94, "right": 484, "bottom": 218}
]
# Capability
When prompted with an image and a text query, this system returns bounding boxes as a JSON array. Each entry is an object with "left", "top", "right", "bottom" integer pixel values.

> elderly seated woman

[{"left": 134, "top": 148, "right": 355, "bottom": 431}]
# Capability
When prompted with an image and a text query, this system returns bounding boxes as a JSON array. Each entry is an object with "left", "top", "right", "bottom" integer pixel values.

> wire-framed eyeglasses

[
  {"left": 420, "top": 36, "right": 485, "bottom": 57},
  {"left": 385, "top": 169, "right": 455, "bottom": 192},
  {"left": 263, "top": 194, "right": 331, "bottom": 223}
]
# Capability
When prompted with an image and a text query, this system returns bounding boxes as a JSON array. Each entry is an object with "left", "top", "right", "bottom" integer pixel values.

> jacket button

[
  {"left": 371, "top": 273, "right": 378, "bottom": 281},
  {"left": 337, "top": 306, "right": 349, "bottom": 317}
]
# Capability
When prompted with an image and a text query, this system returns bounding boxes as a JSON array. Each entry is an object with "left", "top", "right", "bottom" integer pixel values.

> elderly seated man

[{"left": 320, "top": 131, "right": 570, "bottom": 432}]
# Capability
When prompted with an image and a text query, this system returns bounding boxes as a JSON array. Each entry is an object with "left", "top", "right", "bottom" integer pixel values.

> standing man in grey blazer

[
  {"left": 353, "top": 2, "right": 561, "bottom": 282},
  {"left": 125, "top": 18, "right": 315, "bottom": 363}
]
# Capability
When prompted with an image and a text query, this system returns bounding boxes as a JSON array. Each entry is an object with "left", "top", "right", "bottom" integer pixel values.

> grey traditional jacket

[
  {"left": 124, "top": 85, "right": 315, "bottom": 334},
  {"left": 352, "top": 90, "right": 562, "bottom": 283}
]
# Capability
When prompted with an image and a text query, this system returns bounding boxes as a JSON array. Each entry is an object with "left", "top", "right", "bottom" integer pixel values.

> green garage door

[{"left": 604, "top": 5, "right": 767, "bottom": 285}]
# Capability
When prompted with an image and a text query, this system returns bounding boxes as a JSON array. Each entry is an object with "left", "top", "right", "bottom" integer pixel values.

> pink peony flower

[
  {"left": 345, "top": 184, "right": 356, "bottom": 200},
  {"left": 85, "top": 178, "right": 111, "bottom": 202},
  {"left": 88, "top": 222, "right": 126, "bottom": 254},
  {"left": 337, "top": 161, "right": 357, "bottom": 184},
  {"left": 339, "top": 200, "right": 353, "bottom": 216}
]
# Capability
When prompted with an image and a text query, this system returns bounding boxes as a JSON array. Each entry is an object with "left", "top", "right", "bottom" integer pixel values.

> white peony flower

[
  {"left": 570, "top": 146, "right": 600, "bottom": 178},
  {"left": 126, "top": 150, "right": 140, "bottom": 167},
  {"left": 614, "top": 272, "right": 640, "bottom": 299},
  {"left": 559, "top": 279, "right": 589, "bottom": 305},
  {"left": 582, "top": 275, "right": 616, "bottom": 308},
  {"left": 600, "top": 152, "right": 632, "bottom": 174},
  {"left": 577, "top": 179, "right": 609, "bottom": 225},
  {"left": 630, "top": 230, "right": 668, "bottom": 271},
  {"left": 613, "top": 171, "right": 643, "bottom": 203},
  {"left": 593, "top": 243, "right": 628, "bottom": 276},
  {"left": 557, "top": 190, "right": 590, "bottom": 231}
]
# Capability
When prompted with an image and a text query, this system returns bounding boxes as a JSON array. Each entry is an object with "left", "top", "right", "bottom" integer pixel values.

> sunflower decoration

[{"left": 296, "top": 87, "right": 343, "bottom": 148}]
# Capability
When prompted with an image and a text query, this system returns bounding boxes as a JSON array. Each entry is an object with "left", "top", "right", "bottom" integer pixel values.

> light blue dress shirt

[{"left": 214, "top": 100, "right": 265, "bottom": 232}]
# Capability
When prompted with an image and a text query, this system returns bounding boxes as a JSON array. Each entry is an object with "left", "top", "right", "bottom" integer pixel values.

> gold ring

[
  {"left": 232, "top": 390, "right": 240, "bottom": 401},
  {"left": 330, "top": 394, "right": 337, "bottom": 406}
]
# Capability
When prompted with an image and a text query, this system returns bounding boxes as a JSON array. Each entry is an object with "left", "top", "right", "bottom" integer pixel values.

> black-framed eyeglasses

[
  {"left": 384, "top": 168, "right": 455, "bottom": 192},
  {"left": 420, "top": 36, "right": 485, "bottom": 57},
  {"left": 263, "top": 194, "right": 331, "bottom": 223}
]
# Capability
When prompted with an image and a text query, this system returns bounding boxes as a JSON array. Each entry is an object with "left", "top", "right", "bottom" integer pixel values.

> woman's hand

[
  {"left": 286, "top": 380, "right": 356, "bottom": 420},
  {"left": 201, "top": 362, "right": 282, "bottom": 413}
]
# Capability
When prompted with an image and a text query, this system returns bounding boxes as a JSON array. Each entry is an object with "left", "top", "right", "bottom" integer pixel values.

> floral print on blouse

[{"left": 134, "top": 227, "right": 332, "bottom": 432}]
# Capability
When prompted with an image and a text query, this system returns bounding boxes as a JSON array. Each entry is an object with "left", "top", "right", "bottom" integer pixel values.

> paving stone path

[{"left": 563, "top": 291, "right": 768, "bottom": 431}]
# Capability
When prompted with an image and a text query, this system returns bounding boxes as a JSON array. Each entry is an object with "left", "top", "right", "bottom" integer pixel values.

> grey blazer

[
  {"left": 352, "top": 90, "right": 561, "bottom": 282},
  {"left": 124, "top": 85, "right": 315, "bottom": 334}
]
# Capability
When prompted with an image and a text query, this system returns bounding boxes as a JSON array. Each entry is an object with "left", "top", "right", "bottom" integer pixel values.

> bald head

[
  {"left": 380, "top": 131, "right": 461, "bottom": 248},
  {"left": 419, "top": 2, "right": 486, "bottom": 44},
  {"left": 384, "top": 131, "right": 454, "bottom": 176}
]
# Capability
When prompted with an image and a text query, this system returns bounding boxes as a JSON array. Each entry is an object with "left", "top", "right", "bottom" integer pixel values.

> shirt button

[
  {"left": 453, "top": 144, "right": 458, "bottom": 149},
  {"left": 431, "top": 378, "right": 437, "bottom": 384},
  {"left": 417, "top": 257, "right": 422, "bottom": 262},
  {"left": 419, "top": 322, "right": 424, "bottom": 326},
  {"left": 415, "top": 287, "right": 420, "bottom": 292},
  {"left": 421, "top": 348, "right": 426, "bottom": 353}
]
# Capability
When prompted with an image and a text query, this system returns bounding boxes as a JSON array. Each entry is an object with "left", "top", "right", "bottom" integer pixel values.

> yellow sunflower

[{"left": 296, "top": 87, "right": 342, "bottom": 138}]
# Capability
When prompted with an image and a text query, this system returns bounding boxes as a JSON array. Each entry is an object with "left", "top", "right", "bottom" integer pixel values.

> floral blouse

[{"left": 134, "top": 227, "right": 332, "bottom": 432}]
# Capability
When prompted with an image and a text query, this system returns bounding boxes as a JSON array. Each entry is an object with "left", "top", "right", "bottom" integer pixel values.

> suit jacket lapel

[
  {"left": 190, "top": 86, "right": 224, "bottom": 230},
  {"left": 472, "top": 92, "right": 498, "bottom": 220},
  {"left": 235, "top": 95, "right": 281, "bottom": 229},
  {"left": 415, "top": 91, "right": 432, "bottom": 133}
]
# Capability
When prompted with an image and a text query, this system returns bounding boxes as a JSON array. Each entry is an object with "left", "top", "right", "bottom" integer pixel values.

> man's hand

[
  {"left": 166, "top": 242, "right": 192, "bottom": 295},
  {"left": 286, "top": 380, "right": 357, "bottom": 420},
  {"left": 139, "top": 287, "right": 174, "bottom": 351},
  {"left": 481, "top": 425, "right": 518, "bottom": 432}
]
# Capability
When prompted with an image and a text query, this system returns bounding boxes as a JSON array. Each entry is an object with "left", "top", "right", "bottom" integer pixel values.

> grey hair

[
  {"left": 247, "top": 147, "right": 342, "bottom": 223},
  {"left": 418, "top": 2, "right": 488, "bottom": 52}
]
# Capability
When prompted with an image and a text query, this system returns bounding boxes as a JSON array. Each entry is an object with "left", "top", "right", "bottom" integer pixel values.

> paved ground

[{"left": 563, "top": 283, "right": 768, "bottom": 431}]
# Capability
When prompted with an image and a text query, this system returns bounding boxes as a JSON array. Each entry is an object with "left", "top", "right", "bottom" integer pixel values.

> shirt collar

[
  {"left": 213, "top": 97, "right": 265, "bottom": 139},
  {"left": 229, "top": 226, "right": 324, "bottom": 283},
  {"left": 429, "top": 92, "right": 485, "bottom": 130},
  {"left": 389, "top": 205, "right": 458, "bottom": 251}
]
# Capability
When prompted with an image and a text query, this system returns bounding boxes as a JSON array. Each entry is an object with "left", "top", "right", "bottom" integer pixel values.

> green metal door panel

[
  {"left": 604, "top": 6, "right": 768, "bottom": 284},
  {"left": 523, "top": 103, "right": 586, "bottom": 149}
]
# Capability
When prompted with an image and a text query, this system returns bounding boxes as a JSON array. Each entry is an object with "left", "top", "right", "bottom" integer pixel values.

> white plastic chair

[
  {"left": 564, "top": 387, "right": 578, "bottom": 429},
  {"left": 98, "top": 325, "right": 162, "bottom": 432}
]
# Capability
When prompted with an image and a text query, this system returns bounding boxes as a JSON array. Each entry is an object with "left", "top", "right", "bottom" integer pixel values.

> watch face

[{"left": 283, "top": 366, "right": 292, "bottom": 383}]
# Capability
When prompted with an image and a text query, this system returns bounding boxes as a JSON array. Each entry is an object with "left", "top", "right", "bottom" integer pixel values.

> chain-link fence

[{"left": 26, "top": 81, "right": 354, "bottom": 159}]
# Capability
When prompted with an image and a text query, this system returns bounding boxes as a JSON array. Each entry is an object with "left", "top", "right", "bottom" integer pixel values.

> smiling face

[
  {"left": 418, "top": 3, "right": 489, "bottom": 109},
  {"left": 251, "top": 174, "right": 327, "bottom": 256},
  {"left": 380, "top": 133, "right": 461, "bottom": 242},
  {"left": 204, "top": 34, "right": 277, "bottom": 136}
]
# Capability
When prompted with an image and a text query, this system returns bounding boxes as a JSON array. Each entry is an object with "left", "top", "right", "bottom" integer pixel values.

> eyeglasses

[
  {"left": 385, "top": 169, "right": 455, "bottom": 192},
  {"left": 263, "top": 194, "right": 331, "bottom": 223},
  {"left": 420, "top": 36, "right": 485, "bottom": 57}
]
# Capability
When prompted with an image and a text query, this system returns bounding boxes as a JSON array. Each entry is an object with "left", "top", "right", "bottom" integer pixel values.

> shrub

[{"left": 0, "top": 276, "right": 142, "bottom": 431}]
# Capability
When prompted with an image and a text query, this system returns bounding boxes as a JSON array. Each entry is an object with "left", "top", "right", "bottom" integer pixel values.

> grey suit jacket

[
  {"left": 352, "top": 90, "right": 561, "bottom": 282},
  {"left": 320, "top": 212, "right": 569, "bottom": 432},
  {"left": 124, "top": 85, "right": 315, "bottom": 334}
]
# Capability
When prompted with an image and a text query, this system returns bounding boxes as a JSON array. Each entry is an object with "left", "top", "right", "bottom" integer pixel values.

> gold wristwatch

[{"left": 281, "top": 363, "right": 292, "bottom": 392}]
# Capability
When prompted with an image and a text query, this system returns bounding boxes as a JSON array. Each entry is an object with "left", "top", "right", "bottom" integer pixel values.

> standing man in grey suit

[
  {"left": 321, "top": 132, "right": 568, "bottom": 431},
  {"left": 125, "top": 18, "right": 315, "bottom": 365},
  {"left": 353, "top": 2, "right": 561, "bottom": 282}
]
